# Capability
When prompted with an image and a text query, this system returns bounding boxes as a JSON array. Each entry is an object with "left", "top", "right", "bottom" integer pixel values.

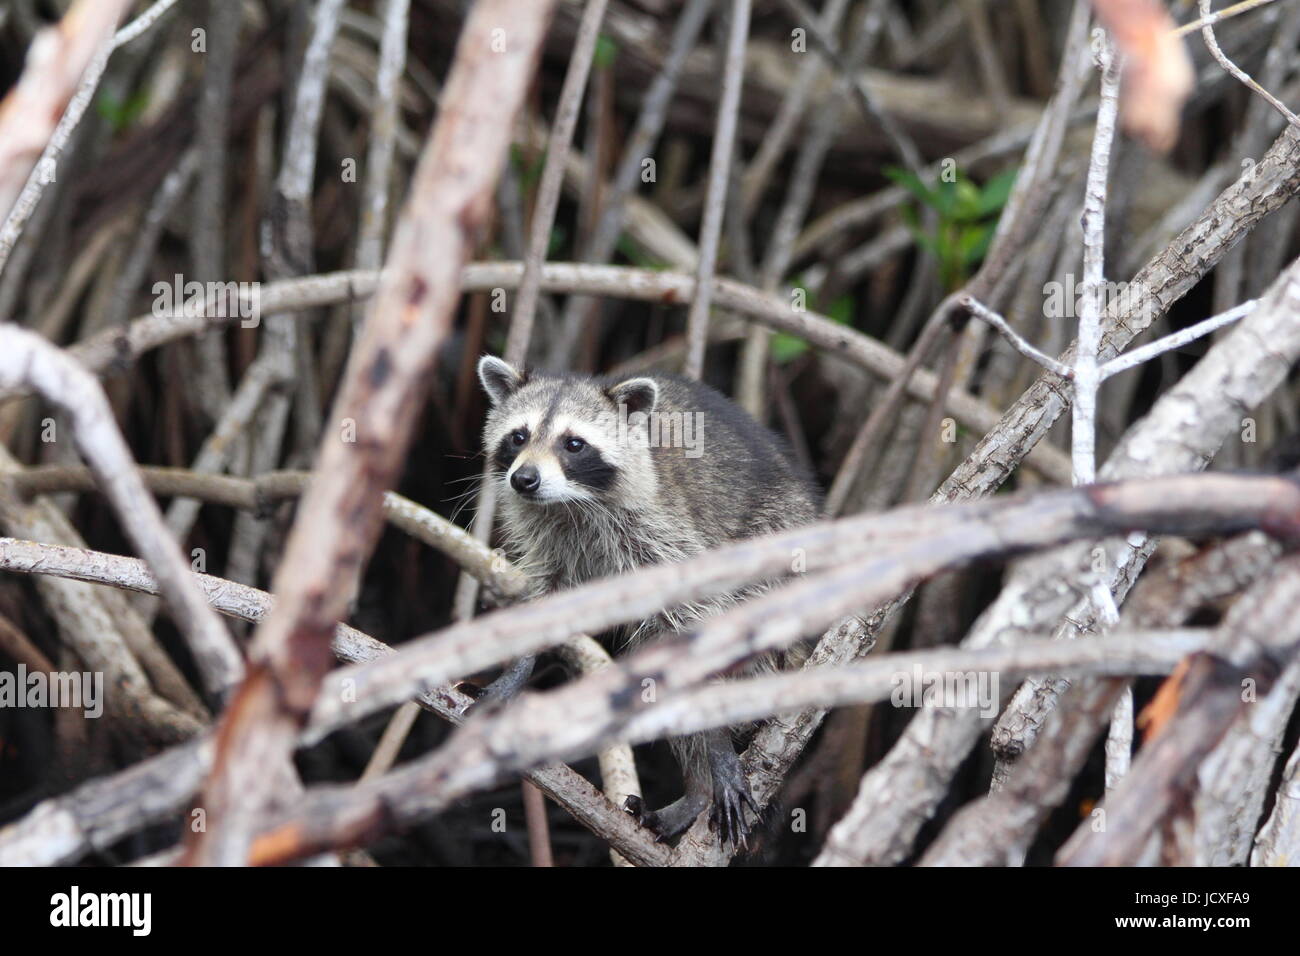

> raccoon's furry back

[{"left": 620, "top": 372, "right": 821, "bottom": 548}]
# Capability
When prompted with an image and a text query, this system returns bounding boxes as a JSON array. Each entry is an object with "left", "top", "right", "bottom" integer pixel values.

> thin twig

[
  {"left": 1198, "top": 0, "right": 1300, "bottom": 129},
  {"left": 959, "top": 295, "right": 1075, "bottom": 380},
  {"left": 0, "top": 326, "right": 242, "bottom": 700},
  {"left": 186, "top": 0, "right": 558, "bottom": 868},
  {"left": 684, "top": 0, "right": 751, "bottom": 380},
  {"left": 1098, "top": 299, "right": 1257, "bottom": 379}
]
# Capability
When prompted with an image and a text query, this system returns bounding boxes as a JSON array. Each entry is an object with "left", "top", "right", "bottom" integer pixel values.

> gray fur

[{"left": 477, "top": 356, "right": 820, "bottom": 842}]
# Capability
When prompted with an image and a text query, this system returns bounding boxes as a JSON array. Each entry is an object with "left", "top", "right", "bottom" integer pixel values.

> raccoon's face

[{"left": 477, "top": 356, "right": 658, "bottom": 507}]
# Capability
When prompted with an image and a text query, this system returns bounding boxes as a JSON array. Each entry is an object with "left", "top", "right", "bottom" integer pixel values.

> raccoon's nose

[{"left": 511, "top": 465, "right": 540, "bottom": 494}]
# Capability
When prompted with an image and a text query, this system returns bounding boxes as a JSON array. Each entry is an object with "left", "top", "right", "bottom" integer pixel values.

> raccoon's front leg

[
  {"left": 623, "top": 729, "right": 756, "bottom": 845},
  {"left": 472, "top": 655, "right": 536, "bottom": 706},
  {"left": 622, "top": 787, "right": 710, "bottom": 843}
]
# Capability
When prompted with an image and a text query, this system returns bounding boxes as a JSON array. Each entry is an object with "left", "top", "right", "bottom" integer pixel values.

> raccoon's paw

[
  {"left": 621, "top": 795, "right": 669, "bottom": 842},
  {"left": 708, "top": 768, "right": 759, "bottom": 849},
  {"left": 622, "top": 794, "right": 706, "bottom": 843}
]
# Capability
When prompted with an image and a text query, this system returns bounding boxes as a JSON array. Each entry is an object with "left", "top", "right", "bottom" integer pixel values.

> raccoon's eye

[
  {"left": 564, "top": 436, "right": 586, "bottom": 453},
  {"left": 510, "top": 429, "right": 528, "bottom": 446}
]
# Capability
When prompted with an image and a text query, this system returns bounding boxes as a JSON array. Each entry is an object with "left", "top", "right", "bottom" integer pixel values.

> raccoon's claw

[
  {"left": 708, "top": 773, "right": 758, "bottom": 849},
  {"left": 706, "top": 736, "right": 758, "bottom": 848},
  {"left": 621, "top": 795, "right": 666, "bottom": 842}
]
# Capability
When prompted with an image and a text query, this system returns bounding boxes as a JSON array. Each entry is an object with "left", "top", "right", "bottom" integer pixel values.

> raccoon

[{"left": 476, "top": 355, "right": 820, "bottom": 845}]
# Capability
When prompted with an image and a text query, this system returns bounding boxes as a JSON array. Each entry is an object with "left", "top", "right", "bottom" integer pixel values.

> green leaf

[
  {"left": 825, "top": 293, "right": 854, "bottom": 326},
  {"left": 952, "top": 179, "right": 983, "bottom": 221},
  {"left": 96, "top": 90, "right": 149, "bottom": 132},
  {"left": 958, "top": 223, "right": 994, "bottom": 267},
  {"left": 899, "top": 204, "right": 941, "bottom": 258},
  {"left": 883, "top": 166, "right": 938, "bottom": 209},
  {"left": 770, "top": 331, "right": 810, "bottom": 364},
  {"left": 594, "top": 34, "right": 619, "bottom": 69},
  {"left": 975, "top": 168, "right": 1019, "bottom": 217},
  {"left": 932, "top": 178, "right": 959, "bottom": 218}
]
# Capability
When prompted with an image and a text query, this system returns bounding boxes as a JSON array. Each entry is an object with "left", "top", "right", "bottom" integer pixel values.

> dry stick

[
  {"left": 823, "top": 307, "right": 953, "bottom": 515},
  {"left": 301, "top": 472, "right": 1300, "bottom": 748},
  {"left": 132, "top": 351, "right": 287, "bottom": 625},
  {"left": 1071, "top": 37, "right": 1131, "bottom": 783},
  {"left": 1173, "top": 0, "right": 1281, "bottom": 36},
  {"left": 1058, "top": 556, "right": 1300, "bottom": 866},
  {"left": 5, "top": 464, "right": 529, "bottom": 602},
  {"left": 974, "top": 30, "right": 1252, "bottom": 792},
  {"left": 1253, "top": 731, "right": 1300, "bottom": 865},
  {"left": 184, "top": 0, "right": 558, "bottom": 868},
  {"left": 1208, "top": 1, "right": 1300, "bottom": 323},
  {"left": 549, "top": 0, "right": 714, "bottom": 369},
  {"left": 317, "top": 0, "right": 410, "bottom": 833},
  {"left": 236, "top": 474, "right": 1300, "bottom": 864},
  {"left": 351, "top": 0, "right": 410, "bottom": 336},
  {"left": 1096, "top": 299, "right": 1257, "bottom": 379},
  {"left": 774, "top": 0, "right": 924, "bottom": 174},
  {"left": 1198, "top": 0, "right": 1300, "bottom": 130},
  {"left": 982, "top": 188, "right": 1078, "bottom": 407},
  {"left": 504, "top": 0, "right": 609, "bottom": 368},
  {"left": 959, "top": 295, "right": 1074, "bottom": 379},
  {"left": 0, "top": 539, "right": 670, "bottom": 869},
  {"left": 917, "top": 531, "right": 1280, "bottom": 866},
  {"left": 824, "top": 0, "right": 1092, "bottom": 516},
  {"left": 927, "top": 119, "right": 1300, "bottom": 499},
  {"left": 900, "top": 319, "right": 965, "bottom": 505},
  {"left": 0, "top": 329, "right": 241, "bottom": 703},
  {"left": 227, "top": 0, "right": 346, "bottom": 589},
  {"left": 958, "top": 0, "right": 1011, "bottom": 117},
  {"left": 189, "top": 0, "right": 242, "bottom": 408},
  {"left": 0, "top": 0, "right": 177, "bottom": 273},
  {"left": 615, "top": 628, "right": 1209, "bottom": 744},
  {"left": 814, "top": 251, "right": 1300, "bottom": 867},
  {"left": 1188, "top": 630, "right": 1300, "bottom": 864},
  {"left": 453, "top": 0, "right": 608, "bottom": 627},
  {"left": 736, "top": 0, "right": 886, "bottom": 413},
  {"left": 522, "top": 783, "right": 555, "bottom": 867},
  {"left": 102, "top": 149, "right": 200, "bottom": 332},
  {"left": 683, "top": 0, "right": 751, "bottom": 381},
  {"left": 0, "top": 450, "right": 207, "bottom": 736},
  {"left": 50, "top": 262, "right": 1075, "bottom": 484},
  {"left": 740, "top": 0, "right": 851, "bottom": 218},
  {"left": 163, "top": 355, "right": 285, "bottom": 541}
]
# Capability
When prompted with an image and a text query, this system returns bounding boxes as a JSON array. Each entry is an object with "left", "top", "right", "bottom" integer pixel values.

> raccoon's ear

[
  {"left": 478, "top": 356, "right": 524, "bottom": 405},
  {"left": 606, "top": 377, "right": 658, "bottom": 417}
]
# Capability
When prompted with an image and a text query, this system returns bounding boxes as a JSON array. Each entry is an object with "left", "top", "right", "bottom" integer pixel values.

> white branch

[
  {"left": 1198, "top": 0, "right": 1300, "bottom": 128},
  {"left": 960, "top": 294, "right": 1074, "bottom": 380},
  {"left": 1099, "top": 299, "right": 1256, "bottom": 379}
]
